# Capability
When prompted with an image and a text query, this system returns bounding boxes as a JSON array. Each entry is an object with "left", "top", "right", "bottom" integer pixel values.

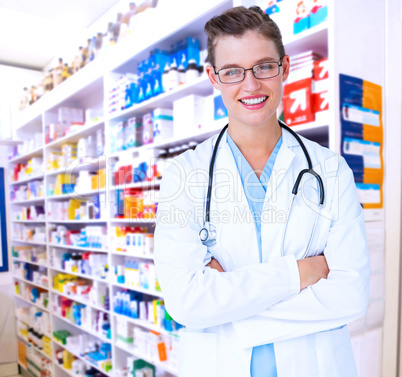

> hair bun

[{"left": 249, "top": 6, "right": 267, "bottom": 17}]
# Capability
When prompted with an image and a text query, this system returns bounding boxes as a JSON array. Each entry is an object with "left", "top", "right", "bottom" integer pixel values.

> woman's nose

[{"left": 242, "top": 69, "right": 261, "bottom": 91}]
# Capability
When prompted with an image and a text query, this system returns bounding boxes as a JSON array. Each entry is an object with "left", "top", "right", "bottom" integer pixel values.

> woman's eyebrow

[{"left": 218, "top": 57, "right": 279, "bottom": 70}]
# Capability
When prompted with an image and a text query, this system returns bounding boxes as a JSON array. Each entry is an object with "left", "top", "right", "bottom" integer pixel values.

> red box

[
  {"left": 283, "top": 78, "right": 315, "bottom": 126},
  {"left": 313, "top": 58, "right": 329, "bottom": 81},
  {"left": 314, "top": 91, "right": 329, "bottom": 112}
]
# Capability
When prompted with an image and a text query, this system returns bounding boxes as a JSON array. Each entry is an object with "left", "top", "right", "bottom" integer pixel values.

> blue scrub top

[{"left": 227, "top": 132, "right": 282, "bottom": 377}]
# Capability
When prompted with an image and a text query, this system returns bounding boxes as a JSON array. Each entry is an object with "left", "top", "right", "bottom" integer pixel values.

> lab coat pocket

[
  {"left": 179, "top": 331, "right": 217, "bottom": 377},
  {"left": 315, "top": 325, "right": 357, "bottom": 377}
]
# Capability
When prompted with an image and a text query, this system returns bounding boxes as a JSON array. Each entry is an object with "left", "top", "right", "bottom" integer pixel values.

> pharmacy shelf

[
  {"left": 111, "top": 180, "right": 161, "bottom": 191},
  {"left": 13, "top": 275, "right": 49, "bottom": 291},
  {"left": 10, "top": 198, "right": 45, "bottom": 205},
  {"left": 17, "top": 335, "right": 52, "bottom": 361},
  {"left": 47, "top": 188, "right": 105, "bottom": 200},
  {"left": 51, "top": 289, "right": 110, "bottom": 315},
  {"left": 111, "top": 121, "right": 224, "bottom": 162},
  {"left": 110, "top": 218, "right": 156, "bottom": 224},
  {"left": 0, "top": 138, "right": 22, "bottom": 146},
  {"left": 284, "top": 21, "right": 328, "bottom": 57},
  {"left": 12, "top": 220, "right": 46, "bottom": 224},
  {"left": 53, "top": 312, "right": 111, "bottom": 343},
  {"left": 48, "top": 244, "right": 108, "bottom": 253},
  {"left": 113, "top": 312, "right": 177, "bottom": 337},
  {"left": 9, "top": 147, "right": 44, "bottom": 164},
  {"left": 54, "top": 362, "right": 77, "bottom": 377},
  {"left": 112, "top": 282, "right": 163, "bottom": 298},
  {"left": 45, "top": 156, "right": 106, "bottom": 177},
  {"left": 54, "top": 361, "right": 109, "bottom": 377},
  {"left": 15, "top": 294, "right": 49, "bottom": 312},
  {"left": 17, "top": 360, "right": 28, "bottom": 374},
  {"left": 53, "top": 340, "right": 112, "bottom": 377},
  {"left": 114, "top": 342, "right": 177, "bottom": 376},
  {"left": 12, "top": 239, "right": 47, "bottom": 246},
  {"left": 50, "top": 266, "right": 109, "bottom": 284},
  {"left": 16, "top": 317, "right": 51, "bottom": 338},
  {"left": 45, "top": 120, "right": 105, "bottom": 149},
  {"left": 48, "top": 219, "right": 107, "bottom": 224},
  {"left": 12, "top": 257, "right": 48, "bottom": 268},
  {"left": 10, "top": 174, "right": 44, "bottom": 186},
  {"left": 109, "top": 75, "right": 212, "bottom": 122},
  {"left": 111, "top": 250, "right": 154, "bottom": 260}
]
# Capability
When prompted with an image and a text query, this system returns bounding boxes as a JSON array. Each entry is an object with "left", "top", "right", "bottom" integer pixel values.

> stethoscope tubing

[{"left": 201, "top": 120, "right": 325, "bottom": 258}]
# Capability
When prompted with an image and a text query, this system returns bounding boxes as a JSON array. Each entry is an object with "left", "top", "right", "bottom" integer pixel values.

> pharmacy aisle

[{"left": 0, "top": 0, "right": 397, "bottom": 377}]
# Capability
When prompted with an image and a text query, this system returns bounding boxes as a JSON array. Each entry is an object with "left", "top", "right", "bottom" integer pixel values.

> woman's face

[{"left": 206, "top": 30, "right": 289, "bottom": 130}]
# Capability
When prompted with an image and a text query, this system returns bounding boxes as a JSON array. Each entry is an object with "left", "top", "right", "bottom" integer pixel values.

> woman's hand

[
  {"left": 297, "top": 255, "right": 329, "bottom": 290},
  {"left": 206, "top": 258, "right": 225, "bottom": 272}
]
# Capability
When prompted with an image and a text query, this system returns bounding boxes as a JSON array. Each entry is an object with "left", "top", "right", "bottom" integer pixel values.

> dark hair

[{"left": 204, "top": 6, "right": 285, "bottom": 67}]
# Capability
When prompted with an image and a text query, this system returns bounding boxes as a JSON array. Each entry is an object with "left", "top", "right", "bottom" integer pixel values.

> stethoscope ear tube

[
  {"left": 292, "top": 169, "right": 325, "bottom": 205},
  {"left": 205, "top": 124, "right": 229, "bottom": 223}
]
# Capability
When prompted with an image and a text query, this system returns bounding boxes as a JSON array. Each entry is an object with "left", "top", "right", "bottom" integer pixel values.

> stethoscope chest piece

[{"left": 199, "top": 222, "right": 217, "bottom": 247}]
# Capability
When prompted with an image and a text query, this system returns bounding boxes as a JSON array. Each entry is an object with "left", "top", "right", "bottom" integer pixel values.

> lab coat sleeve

[
  {"left": 232, "top": 159, "right": 370, "bottom": 348},
  {"left": 154, "top": 155, "right": 301, "bottom": 329}
]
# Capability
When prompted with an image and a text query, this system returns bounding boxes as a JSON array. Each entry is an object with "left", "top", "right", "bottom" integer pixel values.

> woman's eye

[
  {"left": 223, "top": 69, "right": 242, "bottom": 76},
  {"left": 260, "top": 63, "right": 275, "bottom": 70}
]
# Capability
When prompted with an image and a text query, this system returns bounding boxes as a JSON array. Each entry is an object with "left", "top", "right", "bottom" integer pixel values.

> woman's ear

[
  {"left": 206, "top": 64, "right": 221, "bottom": 91},
  {"left": 281, "top": 55, "right": 290, "bottom": 83}
]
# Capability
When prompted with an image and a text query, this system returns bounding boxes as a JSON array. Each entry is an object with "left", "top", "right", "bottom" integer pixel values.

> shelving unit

[
  {"left": 8, "top": 1, "right": 363, "bottom": 377},
  {"left": 15, "top": 295, "right": 49, "bottom": 312},
  {"left": 9, "top": 174, "right": 44, "bottom": 186}
]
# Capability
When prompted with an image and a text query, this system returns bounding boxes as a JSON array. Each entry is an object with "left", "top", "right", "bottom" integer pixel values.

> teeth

[{"left": 240, "top": 97, "right": 267, "bottom": 105}]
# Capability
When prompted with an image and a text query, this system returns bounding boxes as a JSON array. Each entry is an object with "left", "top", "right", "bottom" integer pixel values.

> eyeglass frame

[{"left": 213, "top": 58, "right": 284, "bottom": 84}]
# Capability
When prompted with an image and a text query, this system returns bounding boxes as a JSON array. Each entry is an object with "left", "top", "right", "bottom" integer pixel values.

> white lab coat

[{"left": 154, "top": 127, "right": 370, "bottom": 377}]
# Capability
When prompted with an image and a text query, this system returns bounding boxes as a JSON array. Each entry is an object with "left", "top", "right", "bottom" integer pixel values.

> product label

[{"left": 342, "top": 138, "right": 381, "bottom": 169}]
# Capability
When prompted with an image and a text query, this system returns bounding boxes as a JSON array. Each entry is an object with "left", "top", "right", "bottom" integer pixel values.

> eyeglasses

[{"left": 214, "top": 59, "right": 283, "bottom": 84}]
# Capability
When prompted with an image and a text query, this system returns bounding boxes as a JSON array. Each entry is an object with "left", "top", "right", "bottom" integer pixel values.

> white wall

[
  {"left": 383, "top": 0, "right": 402, "bottom": 376},
  {"left": 0, "top": 64, "right": 43, "bottom": 139}
]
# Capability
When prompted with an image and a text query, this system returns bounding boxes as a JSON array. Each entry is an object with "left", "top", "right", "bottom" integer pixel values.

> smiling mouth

[{"left": 239, "top": 96, "right": 268, "bottom": 105}]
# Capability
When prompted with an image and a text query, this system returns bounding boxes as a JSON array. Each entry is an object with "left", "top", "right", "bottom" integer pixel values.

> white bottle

[
  {"left": 185, "top": 59, "right": 200, "bottom": 82},
  {"left": 162, "top": 62, "right": 170, "bottom": 92},
  {"left": 167, "top": 59, "right": 179, "bottom": 90},
  {"left": 77, "top": 137, "right": 87, "bottom": 158},
  {"left": 178, "top": 56, "right": 186, "bottom": 85}
]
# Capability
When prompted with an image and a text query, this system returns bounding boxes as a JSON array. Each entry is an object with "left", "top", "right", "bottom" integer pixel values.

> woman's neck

[{"left": 227, "top": 118, "right": 282, "bottom": 155}]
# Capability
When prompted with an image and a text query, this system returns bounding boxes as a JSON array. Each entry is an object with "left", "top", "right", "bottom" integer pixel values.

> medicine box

[
  {"left": 173, "top": 95, "right": 207, "bottom": 136},
  {"left": 283, "top": 77, "right": 315, "bottom": 126},
  {"left": 152, "top": 108, "right": 173, "bottom": 142}
]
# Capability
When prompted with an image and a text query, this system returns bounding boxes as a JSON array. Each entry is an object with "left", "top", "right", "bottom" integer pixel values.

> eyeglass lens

[{"left": 218, "top": 62, "right": 280, "bottom": 83}]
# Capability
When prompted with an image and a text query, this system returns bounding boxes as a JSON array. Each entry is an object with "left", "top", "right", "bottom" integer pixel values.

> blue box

[
  {"left": 310, "top": 6, "right": 328, "bottom": 27},
  {"left": 150, "top": 49, "right": 170, "bottom": 72},
  {"left": 175, "top": 37, "right": 200, "bottom": 69},
  {"left": 214, "top": 95, "right": 228, "bottom": 120},
  {"left": 294, "top": 16, "right": 310, "bottom": 34}
]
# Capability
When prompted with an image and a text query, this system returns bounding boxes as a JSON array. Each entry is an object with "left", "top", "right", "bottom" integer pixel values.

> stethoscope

[{"left": 199, "top": 120, "right": 325, "bottom": 259}]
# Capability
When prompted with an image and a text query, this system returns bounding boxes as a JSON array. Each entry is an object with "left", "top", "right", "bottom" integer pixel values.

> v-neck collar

[{"left": 226, "top": 132, "right": 283, "bottom": 196}]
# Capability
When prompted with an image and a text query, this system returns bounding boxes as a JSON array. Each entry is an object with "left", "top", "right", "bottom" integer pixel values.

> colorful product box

[
  {"left": 313, "top": 58, "right": 329, "bottom": 81},
  {"left": 310, "top": 0, "right": 328, "bottom": 27},
  {"left": 283, "top": 78, "right": 315, "bottom": 126},
  {"left": 142, "top": 113, "right": 153, "bottom": 145},
  {"left": 294, "top": 0, "right": 310, "bottom": 34},
  {"left": 152, "top": 108, "right": 173, "bottom": 142}
]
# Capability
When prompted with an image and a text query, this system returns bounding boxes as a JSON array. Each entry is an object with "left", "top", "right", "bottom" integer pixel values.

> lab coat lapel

[
  {"left": 210, "top": 133, "right": 260, "bottom": 268},
  {"left": 212, "top": 134, "right": 250, "bottom": 215}
]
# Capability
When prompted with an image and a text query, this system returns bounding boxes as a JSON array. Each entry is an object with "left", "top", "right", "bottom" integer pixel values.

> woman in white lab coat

[{"left": 154, "top": 6, "right": 370, "bottom": 377}]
